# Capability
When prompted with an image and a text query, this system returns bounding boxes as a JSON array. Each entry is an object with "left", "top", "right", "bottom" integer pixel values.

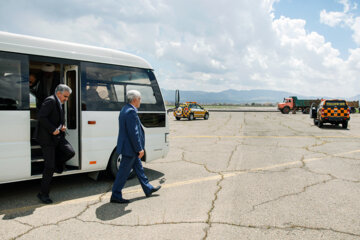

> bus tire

[
  {"left": 188, "top": 113, "right": 194, "bottom": 120},
  {"left": 204, "top": 113, "right": 209, "bottom": 120},
  {"left": 342, "top": 121, "right": 348, "bottom": 129},
  {"left": 176, "top": 117, "right": 181, "bottom": 120},
  {"left": 108, "top": 150, "right": 135, "bottom": 179}
]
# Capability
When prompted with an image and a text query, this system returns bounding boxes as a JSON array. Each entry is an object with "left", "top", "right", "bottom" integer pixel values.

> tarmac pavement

[{"left": 1, "top": 111, "right": 360, "bottom": 239}]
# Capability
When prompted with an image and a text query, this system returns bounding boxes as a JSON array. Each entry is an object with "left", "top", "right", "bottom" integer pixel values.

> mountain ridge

[{"left": 161, "top": 89, "right": 339, "bottom": 104}]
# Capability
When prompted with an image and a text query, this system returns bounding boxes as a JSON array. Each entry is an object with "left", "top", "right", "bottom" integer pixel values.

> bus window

[
  {"left": 127, "top": 85, "right": 156, "bottom": 104},
  {"left": 114, "top": 85, "right": 125, "bottom": 102},
  {"left": 0, "top": 53, "right": 28, "bottom": 110},
  {"left": 81, "top": 62, "right": 164, "bottom": 111},
  {"left": 112, "top": 71, "right": 149, "bottom": 84}
]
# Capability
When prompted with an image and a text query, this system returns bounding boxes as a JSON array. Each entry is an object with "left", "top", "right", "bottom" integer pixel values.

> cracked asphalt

[{"left": 1, "top": 111, "right": 360, "bottom": 240}]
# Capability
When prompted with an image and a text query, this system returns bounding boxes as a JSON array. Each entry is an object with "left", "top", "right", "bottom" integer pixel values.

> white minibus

[{"left": 0, "top": 31, "right": 169, "bottom": 184}]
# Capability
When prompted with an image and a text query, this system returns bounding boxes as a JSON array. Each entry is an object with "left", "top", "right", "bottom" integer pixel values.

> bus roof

[{"left": 0, "top": 31, "right": 152, "bottom": 69}]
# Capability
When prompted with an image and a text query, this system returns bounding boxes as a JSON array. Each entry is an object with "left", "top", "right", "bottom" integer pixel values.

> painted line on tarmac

[
  {"left": 171, "top": 135, "right": 360, "bottom": 139},
  {"left": 2, "top": 149, "right": 359, "bottom": 215}
]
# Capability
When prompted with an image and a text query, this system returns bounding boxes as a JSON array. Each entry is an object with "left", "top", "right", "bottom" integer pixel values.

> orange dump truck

[{"left": 278, "top": 96, "right": 320, "bottom": 114}]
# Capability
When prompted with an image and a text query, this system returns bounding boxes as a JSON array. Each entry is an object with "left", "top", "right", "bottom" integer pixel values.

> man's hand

[
  {"left": 138, "top": 150, "right": 144, "bottom": 159},
  {"left": 53, "top": 129, "right": 60, "bottom": 135},
  {"left": 61, "top": 125, "right": 67, "bottom": 132}
]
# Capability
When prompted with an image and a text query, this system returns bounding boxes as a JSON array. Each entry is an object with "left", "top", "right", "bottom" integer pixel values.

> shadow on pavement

[
  {"left": 318, "top": 124, "right": 350, "bottom": 130},
  {"left": 0, "top": 167, "right": 164, "bottom": 220},
  {"left": 96, "top": 194, "right": 160, "bottom": 221}
]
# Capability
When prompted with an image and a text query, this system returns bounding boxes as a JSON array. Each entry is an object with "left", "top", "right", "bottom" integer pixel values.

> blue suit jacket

[{"left": 116, "top": 103, "right": 145, "bottom": 157}]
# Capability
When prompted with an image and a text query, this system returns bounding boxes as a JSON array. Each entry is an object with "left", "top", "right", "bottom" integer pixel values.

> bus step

[{"left": 31, "top": 157, "right": 44, "bottom": 163}]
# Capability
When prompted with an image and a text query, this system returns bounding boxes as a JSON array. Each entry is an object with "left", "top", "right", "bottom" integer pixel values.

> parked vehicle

[
  {"left": 173, "top": 102, "right": 209, "bottom": 120},
  {"left": 310, "top": 99, "right": 350, "bottom": 129},
  {"left": 278, "top": 96, "right": 321, "bottom": 114},
  {"left": 347, "top": 101, "right": 359, "bottom": 113}
]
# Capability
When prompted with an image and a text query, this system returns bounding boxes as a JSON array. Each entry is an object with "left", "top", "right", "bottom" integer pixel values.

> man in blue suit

[{"left": 111, "top": 90, "right": 161, "bottom": 203}]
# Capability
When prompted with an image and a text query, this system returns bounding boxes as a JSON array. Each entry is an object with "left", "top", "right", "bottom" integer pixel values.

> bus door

[{"left": 64, "top": 65, "right": 80, "bottom": 168}]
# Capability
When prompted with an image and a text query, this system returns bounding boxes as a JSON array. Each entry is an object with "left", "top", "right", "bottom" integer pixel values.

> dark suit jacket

[
  {"left": 116, "top": 103, "right": 145, "bottom": 157},
  {"left": 36, "top": 95, "right": 65, "bottom": 146}
]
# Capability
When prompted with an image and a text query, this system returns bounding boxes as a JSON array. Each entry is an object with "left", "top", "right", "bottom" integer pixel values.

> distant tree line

[{"left": 165, "top": 101, "right": 276, "bottom": 107}]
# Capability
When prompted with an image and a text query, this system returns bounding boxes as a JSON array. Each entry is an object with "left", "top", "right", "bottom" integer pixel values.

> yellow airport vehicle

[
  {"left": 310, "top": 99, "right": 350, "bottom": 128},
  {"left": 173, "top": 102, "right": 209, "bottom": 121}
]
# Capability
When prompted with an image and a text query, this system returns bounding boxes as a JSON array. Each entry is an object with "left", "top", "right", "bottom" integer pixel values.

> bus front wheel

[{"left": 108, "top": 151, "right": 135, "bottom": 179}]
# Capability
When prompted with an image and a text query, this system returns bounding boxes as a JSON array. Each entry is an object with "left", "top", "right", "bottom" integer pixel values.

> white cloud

[
  {"left": 0, "top": 0, "right": 359, "bottom": 98},
  {"left": 320, "top": 10, "right": 346, "bottom": 27},
  {"left": 351, "top": 17, "right": 360, "bottom": 44},
  {"left": 320, "top": 0, "right": 360, "bottom": 45}
]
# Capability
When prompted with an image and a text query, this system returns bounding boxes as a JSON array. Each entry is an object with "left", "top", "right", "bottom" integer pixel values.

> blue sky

[
  {"left": 0, "top": 0, "right": 360, "bottom": 98},
  {"left": 274, "top": 0, "right": 360, "bottom": 58}
]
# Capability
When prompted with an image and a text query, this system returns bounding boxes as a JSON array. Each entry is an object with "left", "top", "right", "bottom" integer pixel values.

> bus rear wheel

[
  {"left": 176, "top": 117, "right": 181, "bottom": 120},
  {"left": 342, "top": 121, "right": 348, "bottom": 129},
  {"left": 108, "top": 151, "right": 135, "bottom": 179}
]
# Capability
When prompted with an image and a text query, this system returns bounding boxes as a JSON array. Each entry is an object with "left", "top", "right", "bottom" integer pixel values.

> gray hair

[
  {"left": 55, "top": 84, "right": 72, "bottom": 94},
  {"left": 127, "top": 90, "right": 141, "bottom": 102}
]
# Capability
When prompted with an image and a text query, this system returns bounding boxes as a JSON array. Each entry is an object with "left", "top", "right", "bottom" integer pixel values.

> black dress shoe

[
  {"left": 110, "top": 196, "right": 130, "bottom": 204},
  {"left": 37, "top": 193, "right": 53, "bottom": 204},
  {"left": 146, "top": 185, "right": 161, "bottom": 198}
]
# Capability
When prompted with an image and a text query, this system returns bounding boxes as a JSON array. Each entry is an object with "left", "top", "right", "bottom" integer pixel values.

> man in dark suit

[
  {"left": 111, "top": 90, "right": 161, "bottom": 203},
  {"left": 36, "top": 84, "right": 75, "bottom": 204}
]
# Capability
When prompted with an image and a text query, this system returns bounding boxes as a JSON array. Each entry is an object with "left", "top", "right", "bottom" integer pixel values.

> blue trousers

[{"left": 112, "top": 155, "right": 153, "bottom": 199}]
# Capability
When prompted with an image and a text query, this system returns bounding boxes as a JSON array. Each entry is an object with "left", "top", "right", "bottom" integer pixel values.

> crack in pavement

[
  {"left": 226, "top": 142, "right": 242, "bottom": 168},
  {"left": 8, "top": 151, "right": 360, "bottom": 240},
  {"left": 43, "top": 218, "right": 360, "bottom": 238},
  {"left": 243, "top": 177, "right": 335, "bottom": 217},
  {"left": 13, "top": 219, "right": 34, "bottom": 228},
  {"left": 278, "top": 116, "right": 304, "bottom": 134},
  {"left": 11, "top": 184, "right": 113, "bottom": 240},
  {"left": 179, "top": 150, "right": 226, "bottom": 240},
  {"left": 210, "top": 221, "right": 360, "bottom": 238},
  {"left": 202, "top": 173, "right": 224, "bottom": 240},
  {"left": 181, "top": 151, "right": 218, "bottom": 175},
  {"left": 212, "top": 113, "right": 232, "bottom": 134}
]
